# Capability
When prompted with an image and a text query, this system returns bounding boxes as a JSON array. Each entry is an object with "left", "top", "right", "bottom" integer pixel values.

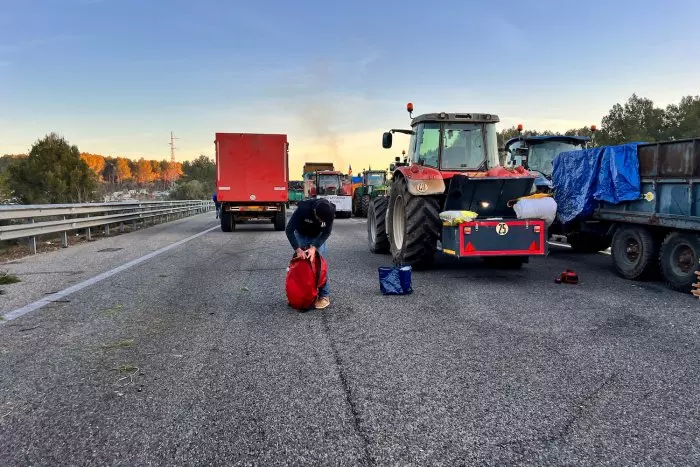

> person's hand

[
  {"left": 295, "top": 248, "right": 305, "bottom": 258},
  {"left": 306, "top": 245, "right": 317, "bottom": 262}
]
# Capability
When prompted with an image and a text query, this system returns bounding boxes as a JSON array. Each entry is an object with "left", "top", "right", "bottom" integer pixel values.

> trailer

[
  {"left": 552, "top": 138, "right": 700, "bottom": 292},
  {"left": 215, "top": 132, "right": 289, "bottom": 232}
]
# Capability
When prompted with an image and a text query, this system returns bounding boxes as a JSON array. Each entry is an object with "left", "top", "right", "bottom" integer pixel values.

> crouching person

[{"left": 285, "top": 198, "right": 335, "bottom": 309}]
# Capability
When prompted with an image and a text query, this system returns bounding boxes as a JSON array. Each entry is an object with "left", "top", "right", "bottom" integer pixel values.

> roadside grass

[{"left": 0, "top": 271, "right": 20, "bottom": 285}]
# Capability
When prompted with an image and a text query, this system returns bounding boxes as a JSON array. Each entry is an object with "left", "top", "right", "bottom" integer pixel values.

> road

[{"left": 1, "top": 212, "right": 699, "bottom": 466}]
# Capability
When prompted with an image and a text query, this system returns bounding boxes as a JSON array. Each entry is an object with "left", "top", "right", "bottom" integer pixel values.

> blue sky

[{"left": 1, "top": 0, "right": 699, "bottom": 176}]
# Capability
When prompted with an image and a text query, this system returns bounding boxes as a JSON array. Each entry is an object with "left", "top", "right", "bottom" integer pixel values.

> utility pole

[{"left": 169, "top": 131, "right": 179, "bottom": 162}]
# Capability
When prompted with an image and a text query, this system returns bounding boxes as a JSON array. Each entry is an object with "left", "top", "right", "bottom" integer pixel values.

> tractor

[
  {"left": 504, "top": 131, "right": 592, "bottom": 193},
  {"left": 303, "top": 170, "right": 353, "bottom": 218},
  {"left": 368, "top": 103, "right": 548, "bottom": 269},
  {"left": 352, "top": 169, "right": 389, "bottom": 217}
]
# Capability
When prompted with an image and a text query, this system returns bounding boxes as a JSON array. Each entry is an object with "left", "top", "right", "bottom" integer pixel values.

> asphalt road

[{"left": 1, "top": 212, "right": 699, "bottom": 466}]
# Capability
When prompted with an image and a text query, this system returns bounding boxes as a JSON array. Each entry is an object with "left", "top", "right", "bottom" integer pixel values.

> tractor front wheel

[
  {"left": 386, "top": 177, "right": 441, "bottom": 269},
  {"left": 360, "top": 195, "right": 370, "bottom": 218}
]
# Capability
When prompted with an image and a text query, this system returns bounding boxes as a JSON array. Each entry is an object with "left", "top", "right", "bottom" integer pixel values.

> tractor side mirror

[
  {"left": 382, "top": 132, "right": 393, "bottom": 149},
  {"left": 389, "top": 163, "right": 396, "bottom": 172}
]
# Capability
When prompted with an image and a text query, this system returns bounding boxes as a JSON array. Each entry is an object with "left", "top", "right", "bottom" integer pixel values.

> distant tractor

[
  {"left": 368, "top": 103, "right": 547, "bottom": 269},
  {"left": 352, "top": 169, "right": 388, "bottom": 217},
  {"left": 303, "top": 170, "right": 353, "bottom": 218}
]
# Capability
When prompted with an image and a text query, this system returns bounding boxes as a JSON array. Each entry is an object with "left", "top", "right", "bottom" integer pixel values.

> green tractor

[{"left": 352, "top": 169, "right": 389, "bottom": 217}]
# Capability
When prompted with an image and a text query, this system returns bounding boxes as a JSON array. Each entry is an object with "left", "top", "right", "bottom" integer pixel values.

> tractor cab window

[
  {"left": 441, "top": 123, "right": 487, "bottom": 170},
  {"left": 366, "top": 173, "right": 385, "bottom": 186},
  {"left": 317, "top": 174, "right": 340, "bottom": 195},
  {"left": 528, "top": 141, "right": 585, "bottom": 176},
  {"left": 414, "top": 123, "right": 440, "bottom": 168}
]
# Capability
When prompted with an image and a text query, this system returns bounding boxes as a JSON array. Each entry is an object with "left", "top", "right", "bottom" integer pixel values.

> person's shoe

[{"left": 314, "top": 296, "right": 330, "bottom": 309}]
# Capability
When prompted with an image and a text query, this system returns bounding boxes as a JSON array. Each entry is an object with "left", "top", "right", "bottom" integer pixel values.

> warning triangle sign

[
  {"left": 529, "top": 241, "right": 538, "bottom": 251},
  {"left": 466, "top": 242, "right": 475, "bottom": 252}
]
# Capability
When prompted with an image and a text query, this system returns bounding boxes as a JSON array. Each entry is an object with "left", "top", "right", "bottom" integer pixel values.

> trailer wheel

[
  {"left": 611, "top": 226, "right": 657, "bottom": 280},
  {"left": 386, "top": 177, "right": 440, "bottom": 269},
  {"left": 352, "top": 191, "right": 361, "bottom": 216},
  {"left": 567, "top": 233, "right": 611, "bottom": 253},
  {"left": 360, "top": 195, "right": 370, "bottom": 218},
  {"left": 368, "top": 196, "right": 390, "bottom": 254},
  {"left": 220, "top": 210, "right": 234, "bottom": 232},
  {"left": 273, "top": 207, "right": 286, "bottom": 231},
  {"left": 659, "top": 232, "right": 700, "bottom": 292}
]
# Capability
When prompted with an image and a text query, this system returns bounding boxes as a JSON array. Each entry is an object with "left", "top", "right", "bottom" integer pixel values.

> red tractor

[{"left": 368, "top": 103, "right": 548, "bottom": 269}]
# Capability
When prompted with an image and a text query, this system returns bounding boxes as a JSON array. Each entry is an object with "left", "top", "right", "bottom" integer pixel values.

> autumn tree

[
  {"left": 80, "top": 153, "right": 106, "bottom": 180},
  {"left": 135, "top": 157, "right": 156, "bottom": 184},
  {"left": 115, "top": 157, "right": 132, "bottom": 184},
  {"left": 8, "top": 133, "right": 98, "bottom": 203}
]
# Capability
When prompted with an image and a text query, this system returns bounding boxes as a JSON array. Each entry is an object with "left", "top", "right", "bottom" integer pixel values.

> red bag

[{"left": 285, "top": 252, "right": 328, "bottom": 311}]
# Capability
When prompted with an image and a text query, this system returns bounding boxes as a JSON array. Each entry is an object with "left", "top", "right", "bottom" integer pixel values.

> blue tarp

[{"left": 552, "top": 143, "right": 642, "bottom": 223}]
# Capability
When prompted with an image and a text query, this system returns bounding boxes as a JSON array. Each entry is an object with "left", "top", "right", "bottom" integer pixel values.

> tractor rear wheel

[
  {"left": 386, "top": 177, "right": 441, "bottom": 269},
  {"left": 368, "top": 196, "right": 390, "bottom": 254},
  {"left": 360, "top": 195, "right": 370, "bottom": 218}
]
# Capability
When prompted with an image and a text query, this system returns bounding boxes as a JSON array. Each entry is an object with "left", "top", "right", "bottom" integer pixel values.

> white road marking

[
  {"left": 1, "top": 224, "right": 219, "bottom": 323},
  {"left": 548, "top": 241, "right": 611, "bottom": 255}
]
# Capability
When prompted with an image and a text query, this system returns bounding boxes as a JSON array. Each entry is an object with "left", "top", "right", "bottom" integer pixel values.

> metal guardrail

[{"left": 0, "top": 200, "right": 214, "bottom": 254}]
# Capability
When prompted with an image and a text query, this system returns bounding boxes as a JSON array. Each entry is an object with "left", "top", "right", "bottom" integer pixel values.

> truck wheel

[
  {"left": 611, "top": 226, "right": 657, "bottom": 280},
  {"left": 368, "top": 197, "right": 390, "bottom": 254},
  {"left": 659, "top": 232, "right": 700, "bottom": 292},
  {"left": 352, "top": 191, "right": 360, "bottom": 216},
  {"left": 386, "top": 177, "right": 440, "bottom": 269},
  {"left": 360, "top": 195, "right": 370, "bottom": 218},
  {"left": 220, "top": 211, "right": 234, "bottom": 232},
  {"left": 567, "top": 233, "right": 611, "bottom": 253},
  {"left": 273, "top": 207, "right": 286, "bottom": 231}
]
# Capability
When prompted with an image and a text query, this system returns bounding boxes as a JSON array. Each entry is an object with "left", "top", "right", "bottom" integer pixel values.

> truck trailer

[
  {"left": 552, "top": 138, "right": 700, "bottom": 292},
  {"left": 215, "top": 132, "right": 289, "bottom": 232}
]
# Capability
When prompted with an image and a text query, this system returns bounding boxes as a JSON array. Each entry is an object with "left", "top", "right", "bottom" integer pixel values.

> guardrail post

[
  {"left": 105, "top": 223, "right": 110, "bottom": 236},
  {"left": 86, "top": 214, "right": 92, "bottom": 241},
  {"left": 61, "top": 216, "right": 68, "bottom": 248},
  {"left": 28, "top": 218, "right": 37, "bottom": 254},
  {"left": 120, "top": 222, "right": 125, "bottom": 233}
]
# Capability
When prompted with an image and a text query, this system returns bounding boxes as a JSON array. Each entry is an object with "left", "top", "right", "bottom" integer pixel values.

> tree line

[{"left": 496, "top": 94, "right": 700, "bottom": 147}]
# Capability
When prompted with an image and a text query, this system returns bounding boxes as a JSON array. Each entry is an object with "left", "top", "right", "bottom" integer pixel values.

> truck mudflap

[{"left": 440, "top": 220, "right": 547, "bottom": 258}]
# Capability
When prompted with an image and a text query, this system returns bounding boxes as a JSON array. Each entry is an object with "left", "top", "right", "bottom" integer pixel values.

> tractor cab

[
  {"left": 382, "top": 106, "right": 500, "bottom": 174},
  {"left": 303, "top": 170, "right": 353, "bottom": 218},
  {"left": 504, "top": 134, "right": 591, "bottom": 192}
]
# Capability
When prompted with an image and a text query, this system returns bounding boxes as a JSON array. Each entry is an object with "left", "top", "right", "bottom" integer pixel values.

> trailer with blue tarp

[{"left": 552, "top": 138, "right": 700, "bottom": 292}]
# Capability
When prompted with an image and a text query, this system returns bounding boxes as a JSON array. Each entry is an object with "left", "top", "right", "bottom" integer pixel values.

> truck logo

[
  {"left": 250, "top": 194, "right": 256, "bottom": 201},
  {"left": 496, "top": 223, "right": 509, "bottom": 236},
  {"left": 644, "top": 191, "right": 655, "bottom": 202}
]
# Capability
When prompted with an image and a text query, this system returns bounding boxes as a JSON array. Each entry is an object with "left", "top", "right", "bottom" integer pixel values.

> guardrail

[{"left": 0, "top": 200, "right": 214, "bottom": 254}]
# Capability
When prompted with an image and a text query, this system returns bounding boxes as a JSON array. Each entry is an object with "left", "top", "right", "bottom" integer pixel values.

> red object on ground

[
  {"left": 555, "top": 269, "right": 579, "bottom": 284},
  {"left": 285, "top": 253, "right": 328, "bottom": 311}
]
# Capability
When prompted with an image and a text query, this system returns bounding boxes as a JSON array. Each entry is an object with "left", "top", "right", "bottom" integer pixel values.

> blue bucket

[{"left": 378, "top": 265, "right": 413, "bottom": 295}]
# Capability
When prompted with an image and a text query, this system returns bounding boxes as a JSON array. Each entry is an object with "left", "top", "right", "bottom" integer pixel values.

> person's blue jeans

[{"left": 294, "top": 232, "right": 329, "bottom": 297}]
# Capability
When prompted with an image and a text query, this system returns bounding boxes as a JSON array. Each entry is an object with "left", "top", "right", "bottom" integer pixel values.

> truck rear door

[{"left": 215, "top": 133, "right": 288, "bottom": 203}]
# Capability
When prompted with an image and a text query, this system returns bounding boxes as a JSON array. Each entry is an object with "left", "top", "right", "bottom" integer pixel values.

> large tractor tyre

[
  {"left": 273, "top": 207, "right": 286, "bottom": 231},
  {"left": 659, "top": 232, "right": 700, "bottom": 292},
  {"left": 483, "top": 256, "right": 525, "bottom": 269},
  {"left": 386, "top": 177, "right": 441, "bottom": 269},
  {"left": 360, "top": 195, "right": 370, "bottom": 218},
  {"left": 220, "top": 210, "right": 235, "bottom": 232},
  {"left": 567, "top": 232, "right": 612, "bottom": 253},
  {"left": 611, "top": 225, "right": 657, "bottom": 280},
  {"left": 368, "top": 196, "right": 390, "bottom": 254}
]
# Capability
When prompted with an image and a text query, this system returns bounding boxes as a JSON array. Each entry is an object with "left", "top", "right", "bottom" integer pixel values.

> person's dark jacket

[{"left": 285, "top": 199, "right": 335, "bottom": 250}]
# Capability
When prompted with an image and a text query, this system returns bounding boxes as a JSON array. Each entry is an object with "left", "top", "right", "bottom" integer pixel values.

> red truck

[{"left": 215, "top": 132, "right": 289, "bottom": 232}]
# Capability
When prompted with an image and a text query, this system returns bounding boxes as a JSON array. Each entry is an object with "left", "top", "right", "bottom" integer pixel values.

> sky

[{"left": 1, "top": 0, "right": 699, "bottom": 177}]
